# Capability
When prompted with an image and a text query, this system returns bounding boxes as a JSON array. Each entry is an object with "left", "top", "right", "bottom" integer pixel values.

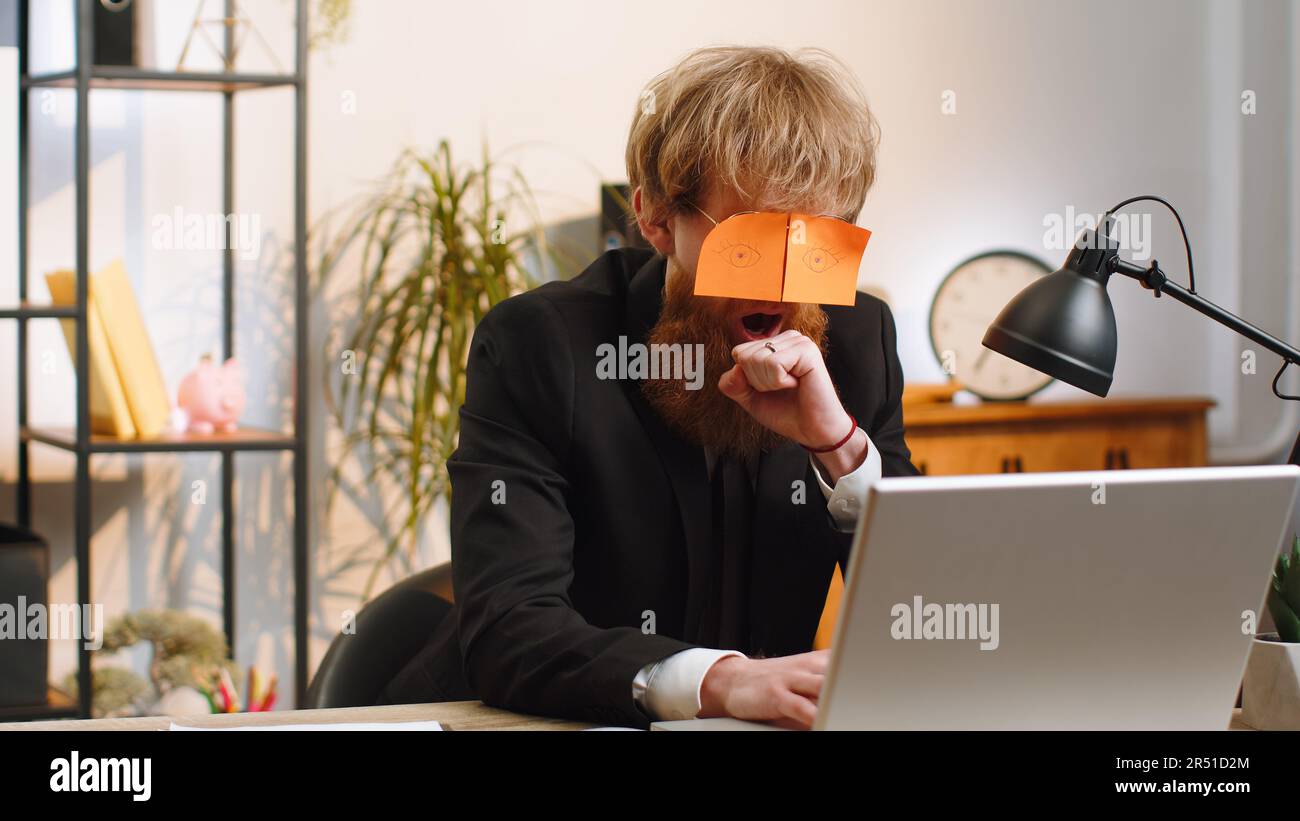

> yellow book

[
  {"left": 90, "top": 260, "right": 171, "bottom": 438},
  {"left": 44, "top": 269, "right": 137, "bottom": 438}
]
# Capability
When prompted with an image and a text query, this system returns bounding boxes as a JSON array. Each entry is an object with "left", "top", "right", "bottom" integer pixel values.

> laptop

[{"left": 653, "top": 465, "right": 1300, "bottom": 731}]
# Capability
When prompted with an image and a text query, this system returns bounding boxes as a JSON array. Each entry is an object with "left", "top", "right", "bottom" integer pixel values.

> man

[{"left": 381, "top": 45, "right": 918, "bottom": 728}]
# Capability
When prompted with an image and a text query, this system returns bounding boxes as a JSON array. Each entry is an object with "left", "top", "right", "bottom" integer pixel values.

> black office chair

[{"left": 304, "top": 562, "right": 454, "bottom": 709}]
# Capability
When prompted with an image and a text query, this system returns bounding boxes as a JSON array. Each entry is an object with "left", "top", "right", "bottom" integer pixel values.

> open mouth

[{"left": 737, "top": 311, "right": 783, "bottom": 341}]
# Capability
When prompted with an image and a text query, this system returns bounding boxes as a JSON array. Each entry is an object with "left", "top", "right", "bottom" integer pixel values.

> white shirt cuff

[
  {"left": 812, "top": 431, "right": 882, "bottom": 532},
  {"left": 632, "top": 648, "right": 745, "bottom": 721}
]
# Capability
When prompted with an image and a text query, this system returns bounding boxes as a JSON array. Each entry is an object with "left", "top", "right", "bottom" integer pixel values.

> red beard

[{"left": 641, "top": 263, "right": 829, "bottom": 459}]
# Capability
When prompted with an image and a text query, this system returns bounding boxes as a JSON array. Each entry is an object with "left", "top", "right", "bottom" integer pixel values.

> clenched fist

[{"left": 718, "top": 329, "right": 869, "bottom": 482}]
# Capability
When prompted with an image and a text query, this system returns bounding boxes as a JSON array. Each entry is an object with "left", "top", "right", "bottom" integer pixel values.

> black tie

[{"left": 699, "top": 453, "right": 753, "bottom": 651}]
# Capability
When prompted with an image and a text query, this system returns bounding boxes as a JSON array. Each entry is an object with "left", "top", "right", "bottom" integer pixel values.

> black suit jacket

[{"left": 383, "top": 248, "right": 918, "bottom": 727}]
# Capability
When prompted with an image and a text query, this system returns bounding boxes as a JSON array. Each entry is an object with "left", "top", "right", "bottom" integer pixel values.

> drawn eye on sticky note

[
  {"left": 781, "top": 214, "right": 871, "bottom": 306},
  {"left": 692, "top": 211, "right": 870, "bottom": 306},
  {"left": 693, "top": 212, "right": 788, "bottom": 303}
]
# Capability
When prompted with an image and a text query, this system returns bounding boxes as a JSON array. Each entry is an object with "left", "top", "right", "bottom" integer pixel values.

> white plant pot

[{"left": 1241, "top": 633, "right": 1300, "bottom": 730}]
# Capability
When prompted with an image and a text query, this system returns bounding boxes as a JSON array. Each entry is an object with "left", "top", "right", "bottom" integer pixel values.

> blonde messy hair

[{"left": 626, "top": 46, "right": 880, "bottom": 225}]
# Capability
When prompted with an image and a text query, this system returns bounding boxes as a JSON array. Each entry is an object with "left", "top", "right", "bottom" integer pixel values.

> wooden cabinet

[
  {"left": 813, "top": 396, "right": 1215, "bottom": 649},
  {"left": 904, "top": 397, "right": 1213, "bottom": 475}
]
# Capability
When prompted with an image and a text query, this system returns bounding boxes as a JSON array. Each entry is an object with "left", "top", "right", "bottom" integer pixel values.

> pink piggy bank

[{"left": 177, "top": 355, "right": 246, "bottom": 434}]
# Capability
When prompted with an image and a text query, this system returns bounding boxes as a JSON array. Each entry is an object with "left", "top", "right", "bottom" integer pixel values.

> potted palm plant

[
  {"left": 1242, "top": 535, "right": 1300, "bottom": 729},
  {"left": 317, "top": 141, "right": 572, "bottom": 596}
]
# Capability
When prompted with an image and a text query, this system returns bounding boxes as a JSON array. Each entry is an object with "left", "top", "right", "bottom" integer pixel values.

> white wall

[
  {"left": 1, "top": 0, "right": 1295, "bottom": 705},
  {"left": 306, "top": 0, "right": 1297, "bottom": 437}
]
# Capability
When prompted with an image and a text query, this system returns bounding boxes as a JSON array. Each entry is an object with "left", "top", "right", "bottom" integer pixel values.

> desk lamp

[{"left": 982, "top": 195, "right": 1300, "bottom": 463}]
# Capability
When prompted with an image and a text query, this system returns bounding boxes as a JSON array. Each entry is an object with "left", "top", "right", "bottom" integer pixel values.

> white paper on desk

[{"left": 169, "top": 720, "right": 442, "bottom": 731}]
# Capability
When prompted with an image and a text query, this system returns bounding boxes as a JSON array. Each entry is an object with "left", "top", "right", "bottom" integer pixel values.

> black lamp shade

[{"left": 981, "top": 256, "right": 1118, "bottom": 397}]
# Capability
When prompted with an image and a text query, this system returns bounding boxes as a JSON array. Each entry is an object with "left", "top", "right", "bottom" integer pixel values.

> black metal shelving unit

[{"left": 4, "top": 0, "right": 310, "bottom": 720}]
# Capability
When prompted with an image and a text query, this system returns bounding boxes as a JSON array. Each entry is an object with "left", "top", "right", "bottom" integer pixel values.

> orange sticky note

[
  {"left": 781, "top": 214, "right": 871, "bottom": 306},
  {"left": 693, "top": 212, "right": 871, "bottom": 306},
  {"left": 693, "top": 212, "right": 789, "bottom": 303}
]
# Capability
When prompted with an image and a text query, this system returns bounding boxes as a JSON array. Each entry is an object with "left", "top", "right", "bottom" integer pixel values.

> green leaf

[
  {"left": 314, "top": 141, "right": 575, "bottom": 593},
  {"left": 1268, "top": 585, "right": 1300, "bottom": 643}
]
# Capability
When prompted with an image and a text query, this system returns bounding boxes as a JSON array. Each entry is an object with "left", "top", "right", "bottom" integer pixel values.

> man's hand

[
  {"left": 698, "top": 650, "right": 829, "bottom": 729},
  {"left": 718, "top": 329, "right": 867, "bottom": 482}
]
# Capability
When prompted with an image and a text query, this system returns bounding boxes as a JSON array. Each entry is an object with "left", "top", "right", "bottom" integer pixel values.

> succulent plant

[
  {"left": 64, "top": 609, "right": 238, "bottom": 718},
  {"left": 1268, "top": 535, "right": 1300, "bottom": 643}
]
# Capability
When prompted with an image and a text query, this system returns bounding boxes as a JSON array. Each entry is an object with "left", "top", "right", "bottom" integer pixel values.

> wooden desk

[
  {"left": 0, "top": 702, "right": 1253, "bottom": 731},
  {"left": 0, "top": 701, "right": 593, "bottom": 732}
]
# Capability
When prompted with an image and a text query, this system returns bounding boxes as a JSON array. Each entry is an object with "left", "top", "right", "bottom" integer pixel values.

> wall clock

[{"left": 929, "top": 250, "right": 1055, "bottom": 401}]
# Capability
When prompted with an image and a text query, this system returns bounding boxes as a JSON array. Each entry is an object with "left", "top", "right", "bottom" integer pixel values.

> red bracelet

[{"left": 803, "top": 414, "right": 857, "bottom": 454}]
